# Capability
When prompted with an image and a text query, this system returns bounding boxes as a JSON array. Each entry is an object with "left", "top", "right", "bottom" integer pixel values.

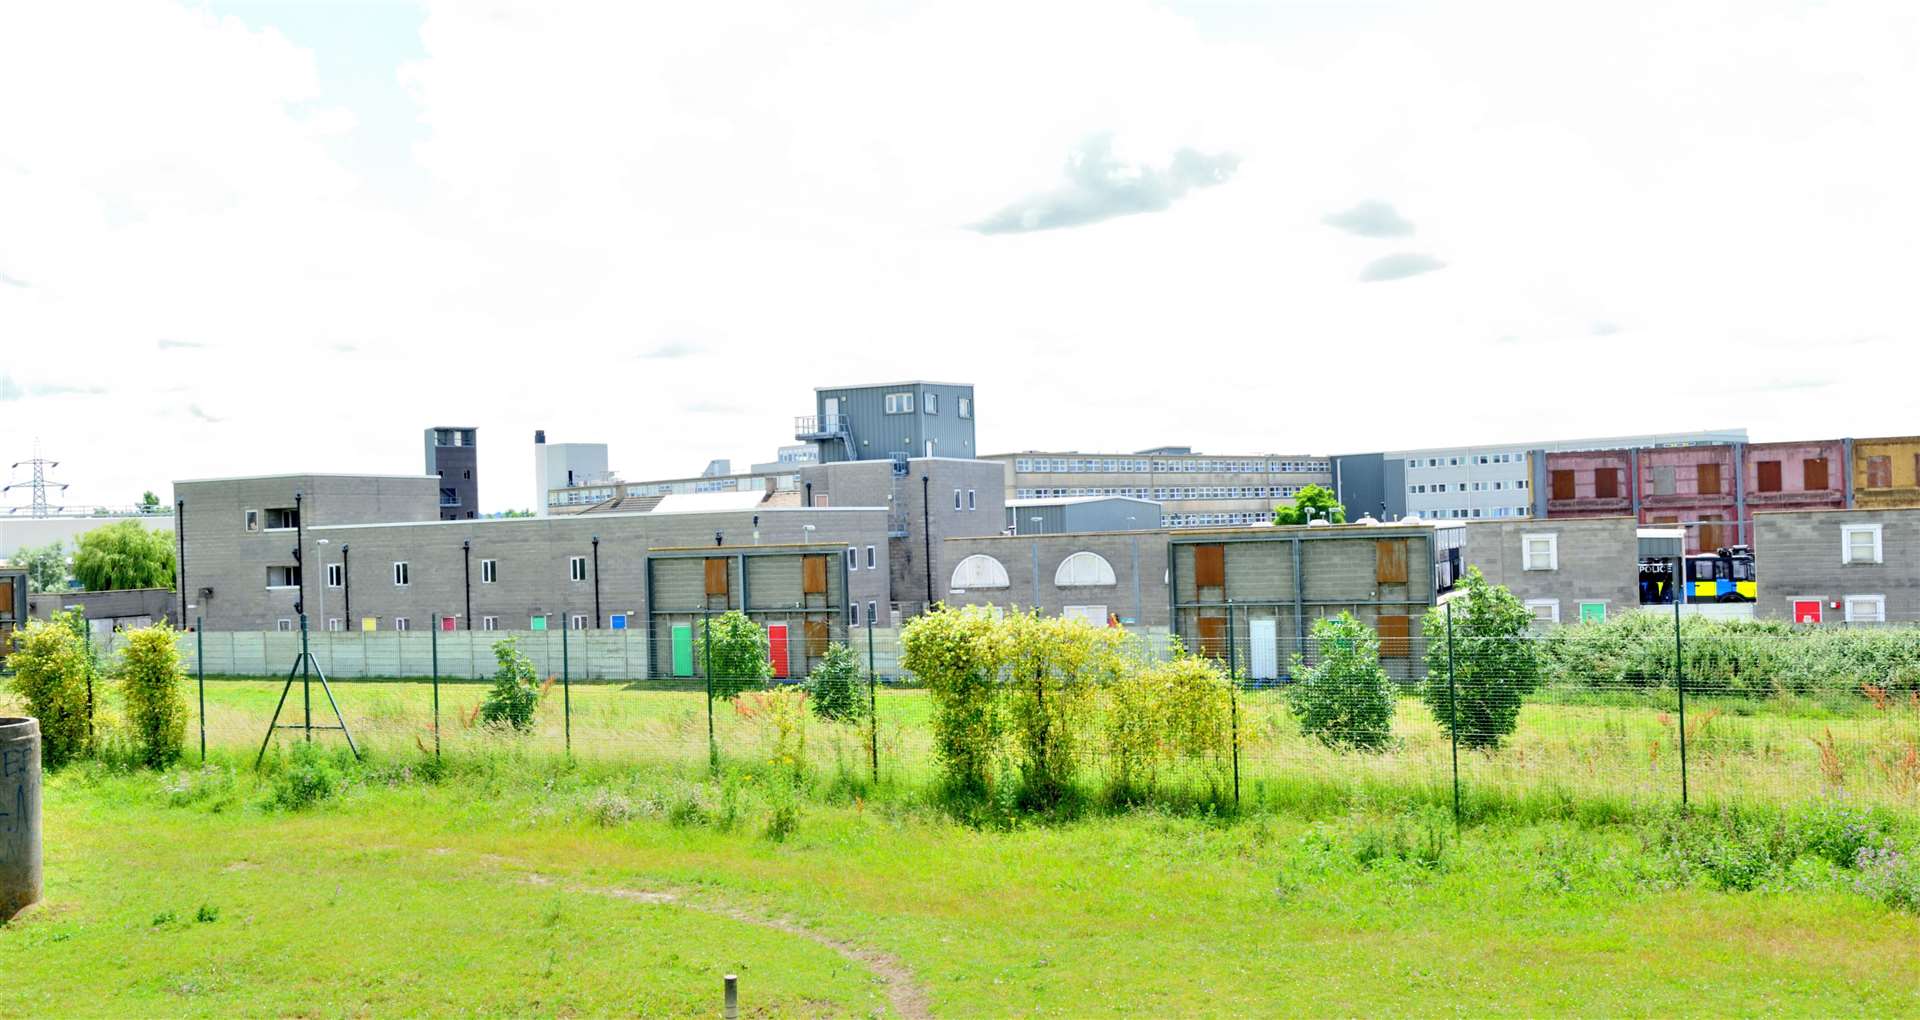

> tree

[
  {"left": 480, "top": 637, "right": 541, "bottom": 730},
  {"left": 899, "top": 605, "right": 1009, "bottom": 797},
  {"left": 1420, "top": 567, "right": 1542, "bottom": 750},
  {"left": 72, "top": 520, "right": 175, "bottom": 591},
  {"left": 1273, "top": 484, "right": 1347, "bottom": 525},
  {"left": 696, "top": 610, "right": 771, "bottom": 700},
  {"left": 804, "top": 642, "right": 866, "bottom": 722},
  {"left": 1288, "top": 612, "right": 1396, "bottom": 751},
  {"left": 4, "top": 610, "right": 95, "bottom": 766},
  {"left": 118, "top": 621, "right": 188, "bottom": 767},
  {"left": 13, "top": 540, "right": 69, "bottom": 592},
  {"left": 138, "top": 490, "right": 161, "bottom": 511}
]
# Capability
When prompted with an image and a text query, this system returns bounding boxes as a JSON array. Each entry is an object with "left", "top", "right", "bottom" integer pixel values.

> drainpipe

[
  {"left": 175, "top": 498, "right": 188, "bottom": 626},
  {"left": 1843, "top": 438, "right": 1855, "bottom": 507},
  {"left": 591, "top": 535, "right": 602, "bottom": 629},
  {"left": 341, "top": 544, "right": 351, "bottom": 625},
  {"left": 462, "top": 539, "right": 472, "bottom": 630},
  {"left": 1732, "top": 442, "right": 1747, "bottom": 547},
  {"left": 921, "top": 474, "right": 933, "bottom": 610}
]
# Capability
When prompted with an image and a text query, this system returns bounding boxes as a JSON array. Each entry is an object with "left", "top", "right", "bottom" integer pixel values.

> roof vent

[
  {"left": 1355, "top": 515, "right": 1379, "bottom": 526},
  {"left": 1307, "top": 518, "right": 1332, "bottom": 527}
]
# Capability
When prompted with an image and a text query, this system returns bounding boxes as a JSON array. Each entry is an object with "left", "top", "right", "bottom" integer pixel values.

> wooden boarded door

[
  {"left": 1376, "top": 615, "right": 1410, "bottom": 659},
  {"left": 1195, "top": 614, "right": 1227, "bottom": 660},
  {"left": 767, "top": 623, "right": 790, "bottom": 678}
]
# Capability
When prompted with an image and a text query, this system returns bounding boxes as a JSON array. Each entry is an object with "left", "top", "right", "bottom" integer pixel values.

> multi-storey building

[
  {"left": 984, "top": 448, "right": 1332, "bottom": 529},
  {"left": 1754, "top": 507, "right": 1920, "bottom": 624},
  {"left": 798, "top": 457, "right": 1007, "bottom": 618},
  {"left": 1850, "top": 436, "right": 1920, "bottom": 510},
  {"left": 797, "top": 381, "right": 977, "bottom": 463},
  {"left": 532, "top": 431, "right": 611, "bottom": 515},
  {"left": 424, "top": 427, "right": 479, "bottom": 521}
]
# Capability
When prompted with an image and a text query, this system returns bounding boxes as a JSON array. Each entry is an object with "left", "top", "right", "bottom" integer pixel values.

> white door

[
  {"left": 1063, "top": 605, "right": 1107, "bottom": 627},
  {"left": 1249, "top": 618, "right": 1278, "bottom": 681},
  {"left": 822, "top": 397, "right": 840, "bottom": 428}
]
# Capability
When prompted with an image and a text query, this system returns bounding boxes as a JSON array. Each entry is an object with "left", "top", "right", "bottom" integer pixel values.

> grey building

[
  {"left": 942, "top": 529, "right": 1168, "bottom": 629},
  {"left": 984, "top": 448, "right": 1332, "bottom": 529},
  {"left": 27, "top": 587, "right": 177, "bottom": 633},
  {"left": 1459, "top": 516, "right": 1640, "bottom": 625},
  {"left": 799, "top": 457, "right": 1006, "bottom": 618},
  {"left": 424, "top": 427, "right": 479, "bottom": 521},
  {"left": 0, "top": 566, "right": 23, "bottom": 664},
  {"left": 532, "top": 431, "right": 612, "bottom": 515},
  {"left": 1753, "top": 508, "right": 1920, "bottom": 624},
  {"left": 798, "top": 381, "right": 977, "bottom": 463},
  {"left": 1005, "top": 496, "right": 1160, "bottom": 535}
]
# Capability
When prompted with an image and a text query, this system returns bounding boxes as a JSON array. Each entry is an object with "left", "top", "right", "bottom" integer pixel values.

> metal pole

[
  {"left": 431, "top": 614, "right": 441, "bottom": 759},
  {"left": 561, "top": 618, "right": 572, "bottom": 754},
  {"left": 704, "top": 608, "right": 716, "bottom": 771},
  {"left": 197, "top": 617, "right": 206, "bottom": 763},
  {"left": 1226, "top": 602, "right": 1240, "bottom": 809},
  {"left": 1446, "top": 601, "right": 1460, "bottom": 824},
  {"left": 1674, "top": 591, "right": 1688, "bottom": 808},
  {"left": 866, "top": 612, "right": 878, "bottom": 784},
  {"left": 301, "top": 614, "right": 312, "bottom": 743},
  {"left": 723, "top": 974, "right": 738, "bottom": 1020},
  {"left": 591, "top": 536, "right": 602, "bottom": 630}
]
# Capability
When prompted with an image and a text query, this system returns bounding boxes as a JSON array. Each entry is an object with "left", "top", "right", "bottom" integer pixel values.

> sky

[{"left": 3, "top": 0, "right": 1918, "bottom": 512}]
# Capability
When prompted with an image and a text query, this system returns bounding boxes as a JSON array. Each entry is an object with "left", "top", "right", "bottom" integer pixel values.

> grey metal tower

[{"left": 4, "top": 454, "right": 67, "bottom": 517}]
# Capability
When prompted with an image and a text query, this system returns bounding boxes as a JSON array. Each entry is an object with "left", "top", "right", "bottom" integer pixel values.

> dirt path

[{"left": 525, "top": 873, "right": 933, "bottom": 1019}]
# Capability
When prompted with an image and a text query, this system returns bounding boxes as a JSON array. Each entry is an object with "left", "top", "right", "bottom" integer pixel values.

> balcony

[{"left": 794, "top": 415, "right": 850, "bottom": 441}]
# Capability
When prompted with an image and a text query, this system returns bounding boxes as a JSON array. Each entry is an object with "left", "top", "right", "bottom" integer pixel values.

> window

[
  {"left": 392, "top": 562, "right": 410, "bottom": 587},
  {"left": 1804, "top": 457, "right": 1829, "bottom": 491},
  {"left": 1696, "top": 462, "right": 1721, "bottom": 495},
  {"left": 950, "top": 554, "right": 1010, "bottom": 590},
  {"left": 1524, "top": 599, "right": 1560, "bottom": 625},
  {"left": 705, "top": 557, "right": 729, "bottom": 596},
  {"left": 850, "top": 602, "right": 862, "bottom": 626},
  {"left": 1866, "top": 455, "right": 1891, "bottom": 489},
  {"left": 1407, "top": 459, "right": 1419, "bottom": 469},
  {"left": 264, "top": 506, "right": 300, "bottom": 530},
  {"left": 571, "top": 614, "right": 588, "bottom": 630},
  {"left": 481, "top": 616, "right": 497, "bottom": 630},
  {"left": 954, "top": 488, "right": 962, "bottom": 511},
  {"left": 276, "top": 618, "right": 293, "bottom": 632},
  {"left": 481, "top": 559, "right": 497, "bottom": 584},
  {"left": 1522, "top": 533, "right": 1558, "bottom": 571},
  {"left": 1844, "top": 595, "right": 1886, "bottom": 624},
  {"left": 866, "top": 545, "right": 876, "bottom": 569},
  {"left": 1756, "top": 460, "right": 1782, "bottom": 492},
  {"left": 967, "top": 489, "right": 977, "bottom": 511},
  {"left": 394, "top": 617, "right": 410, "bottom": 631},
  {"left": 324, "top": 563, "right": 343, "bottom": 587},
  {"left": 326, "top": 618, "right": 343, "bottom": 632},
  {"left": 884, "top": 391, "right": 914, "bottom": 414},
  {"left": 1841, "top": 523, "right": 1883, "bottom": 564},
  {"left": 924, "top": 393, "right": 938, "bottom": 415},
  {"left": 266, "top": 565, "right": 301, "bottom": 588},
  {"left": 244, "top": 509, "right": 260, "bottom": 532},
  {"left": 1593, "top": 469, "right": 1618, "bottom": 499},
  {"left": 868, "top": 601, "right": 877, "bottom": 625},
  {"left": 1550, "top": 470, "right": 1575, "bottom": 500},
  {"left": 1055, "top": 551, "right": 1117, "bottom": 586},
  {"left": 846, "top": 546, "right": 858, "bottom": 571},
  {"left": 958, "top": 397, "right": 972, "bottom": 419},
  {"left": 570, "top": 556, "right": 588, "bottom": 582}
]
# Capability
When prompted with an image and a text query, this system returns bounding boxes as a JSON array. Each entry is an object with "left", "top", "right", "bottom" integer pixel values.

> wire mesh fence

[{"left": 18, "top": 607, "right": 1918, "bottom": 817}]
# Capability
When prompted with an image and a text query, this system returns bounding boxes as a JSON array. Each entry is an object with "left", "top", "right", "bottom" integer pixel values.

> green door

[
  {"left": 1579, "top": 602, "right": 1606, "bottom": 624},
  {"left": 671, "top": 623, "right": 694, "bottom": 677}
]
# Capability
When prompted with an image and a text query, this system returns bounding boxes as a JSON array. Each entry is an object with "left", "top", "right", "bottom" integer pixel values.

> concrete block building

[
  {"left": 1460, "top": 516, "right": 1640, "bottom": 625},
  {"left": 941, "top": 529, "right": 1168, "bottom": 629},
  {"left": 424, "top": 427, "right": 479, "bottom": 520},
  {"left": 798, "top": 457, "right": 1006, "bottom": 619},
  {"left": 0, "top": 567, "right": 23, "bottom": 665},
  {"left": 1753, "top": 508, "right": 1920, "bottom": 624}
]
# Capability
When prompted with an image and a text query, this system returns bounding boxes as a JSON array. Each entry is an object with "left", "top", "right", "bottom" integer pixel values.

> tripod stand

[{"left": 254, "top": 614, "right": 359, "bottom": 768}]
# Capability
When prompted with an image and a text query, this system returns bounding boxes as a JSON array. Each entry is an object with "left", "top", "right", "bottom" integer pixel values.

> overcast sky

[{"left": 3, "top": 1, "right": 1918, "bottom": 511}]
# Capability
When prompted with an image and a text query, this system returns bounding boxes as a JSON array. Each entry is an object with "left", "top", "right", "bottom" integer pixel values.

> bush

[
  {"left": 5, "top": 610, "right": 95, "bottom": 766},
  {"left": 480, "top": 637, "right": 540, "bottom": 730},
  {"left": 1854, "top": 846, "right": 1920, "bottom": 912},
  {"left": 1003, "top": 611, "right": 1125, "bottom": 806},
  {"left": 899, "top": 605, "right": 1008, "bottom": 797},
  {"left": 117, "top": 621, "right": 189, "bottom": 768},
  {"left": 267, "top": 743, "right": 347, "bottom": 811},
  {"left": 1288, "top": 613, "right": 1396, "bottom": 751},
  {"left": 1421, "top": 568, "right": 1541, "bottom": 749},
  {"left": 1104, "top": 645, "right": 1233, "bottom": 797},
  {"left": 696, "top": 611, "right": 772, "bottom": 700},
  {"left": 804, "top": 642, "right": 866, "bottom": 722}
]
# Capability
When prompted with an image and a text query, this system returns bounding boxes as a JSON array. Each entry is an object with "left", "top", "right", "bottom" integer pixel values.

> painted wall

[{"left": 1851, "top": 435, "right": 1920, "bottom": 510}]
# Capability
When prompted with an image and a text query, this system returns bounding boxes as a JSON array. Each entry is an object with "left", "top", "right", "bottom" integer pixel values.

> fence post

[
  {"left": 431, "top": 615, "right": 441, "bottom": 760},
  {"left": 704, "top": 609, "right": 716, "bottom": 773},
  {"left": 561, "top": 620, "right": 572, "bottom": 756},
  {"left": 1446, "top": 601, "right": 1460, "bottom": 824},
  {"left": 866, "top": 613, "right": 878, "bottom": 785},
  {"left": 197, "top": 617, "right": 206, "bottom": 764},
  {"left": 1226, "top": 601, "right": 1240, "bottom": 809},
  {"left": 83, "top": 624, "right": 94, "bottom": 750},
  {"left": 1673, "top": 595, "right": 1688, "bottom": 808}
]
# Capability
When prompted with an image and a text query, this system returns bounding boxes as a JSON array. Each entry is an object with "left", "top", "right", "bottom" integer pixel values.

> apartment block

[
  {"left": 985, "top": 448, "right": 1332, "bottom": 529},
  {"left": 424, "top": 427, "right": 479, "bottom": 520},
  {"left": 1752, "top": 508, "right": 1920, "bottom": 624}
]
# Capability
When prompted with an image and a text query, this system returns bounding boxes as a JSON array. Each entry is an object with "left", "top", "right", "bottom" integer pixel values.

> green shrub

[
  {"left": 480, "top": 637, "right": 540, "bottom": 730},
  {"left": 267, "top": 743, "right": 346, "bottom": 811},
  {"left": 1003, "top": 611, "right": 1124, "bottom": 806},
  {"left": 117, "top": 621, "right": 189, "bottom": 768},
  {"left": 1289, "top": 613, "right": 1396, "bottom": 751},
  {"left": 696, "top": 610, "right": 772, "bottom": 700},
  {"left": 804, "top": 642, "right": 866, "bottom": 722},
  {"left": 1421, "top": 569, "right": 1541, "bottom": 749},
  {"left": 5, "top": 610, "right": 95, "bottom": 766},
  {"left": 1104, "top": 646, "right": 1233, "bottom": 797},
  {"left": 899, "top": 605, "right": 1008, "bottom": 797},
  {"left": 1853, "top": 847, "right": 1920, "bottom": 912}
]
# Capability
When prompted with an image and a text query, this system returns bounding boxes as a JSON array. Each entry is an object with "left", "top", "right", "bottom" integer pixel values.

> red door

[
  {"left": 1792, "top": 600, "right": 1822, "bottom": 624},
  {"left": 441, "top": 616, "right": 457, "bottom": 632},
  {"left": 768, "top": 623, "right": 789, "bottom": 678}
]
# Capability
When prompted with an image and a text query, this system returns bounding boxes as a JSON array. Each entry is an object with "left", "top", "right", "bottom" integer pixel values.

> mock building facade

[
  {"left": 1753, "top": 508, "right": 1920, "bottom": 624},
  {"left": 1459, "top": 516, "right": 1640, "bottom": 625}
]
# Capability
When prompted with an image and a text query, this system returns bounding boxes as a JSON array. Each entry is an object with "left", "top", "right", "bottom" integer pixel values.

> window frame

[
  {"left": 1843, "top": 594, "right": 1886, "bottom": 624},
  {"left": 1840, "top": 523, "right": 1883, "bottom": 565},
  {"left": 244, "top": 509, "right": 260, "bottom": 532},
  {"left": 480, "top": 558, "right": 497, "bottom": 584},
  {"left": 394, "top": 617, "right": 410, "bottom": 632},
  {"left": 924, "top": 392, "right": 938, "bottom": 415},
  {"left": 569, "top": 555, "right": 589, "bottom": 582},
  {"left": 570, "top": 614, "right": 588, "bottom": 630},
  {"left": 866, "top": 545, "right": 877, "bottom": 569},
  {"left": 1521, "top": 532, "right": 1559, "bottom": 571},
  {"left": 481, "top": 616, "right": 498, "bottom": 631},
  {"left": 846, "top": 546, "right": 858, "bottom": 571},
  {"left": 276, "top": 618, "right": 293, "bottom": 632},
  {"left": 957, "top": 397, "right": 972, "bottom": 419},
  {"left": 325, "top": 563, "right": 343, "bottom": 588},
  {"left": 392, "top": 561, "right": 410, "bottom": 587},
  {"left": 1523, "top": 599, "right": 1560, "bottom": 625}
]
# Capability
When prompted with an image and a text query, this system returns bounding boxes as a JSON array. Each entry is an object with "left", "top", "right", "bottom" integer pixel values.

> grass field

[{"left": 2, "top": 748, "right": 1917, "bottom": 1017}]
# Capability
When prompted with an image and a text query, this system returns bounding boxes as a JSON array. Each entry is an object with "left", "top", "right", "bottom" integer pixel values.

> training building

[
  {"left": 1752, "top": 507, "right": 1920, "bottom": 625},
  {"left": 1458, "top": 516, "right": 1641, "bottom": 626}
]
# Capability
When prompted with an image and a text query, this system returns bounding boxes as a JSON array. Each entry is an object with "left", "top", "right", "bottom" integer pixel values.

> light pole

[{"left": 315, "top": 538, "right": 330, "bottom": 629}]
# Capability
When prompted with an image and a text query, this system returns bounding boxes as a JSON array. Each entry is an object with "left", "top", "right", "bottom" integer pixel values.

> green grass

[{"left": 3, "top": 751, "right": 1917, "bottom": 1017}]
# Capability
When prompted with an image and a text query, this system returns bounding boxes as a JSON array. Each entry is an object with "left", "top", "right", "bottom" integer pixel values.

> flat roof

[
  {"left": 1005, "top": 496, "right": 1161, "bottom": 508},
  {"left": 174, "top": 472, "right": 437, "bottom": 485},
  {"left": 310, "top": 505, "right": 888, "bottom": 531},
  {"left": 813, "top": 381, "right": 972, "bottom": 391},
  {"left": 983, "top": 450, "right": 1325, "bottom": 460}
]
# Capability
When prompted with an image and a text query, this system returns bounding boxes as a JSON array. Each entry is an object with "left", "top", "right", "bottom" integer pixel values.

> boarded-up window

[
  {"left": 1550, "top": 470, "right": 1575, "bottom": 500},
  {"left": 1377, "top": 614, "right": 1410, "bottom": 658},
  {"left": 1195, "top": 614, "right": 1227, "bottom": 658},
  {"left": 1652, "top": 465, "right": 1676, "bottom": 496},
  {"left": 704, "top": 557, "right": 730, "bottom": 596},
  {"left": 1696, "top": 463, "right": 1721, "bottom": 495},
  {"left": 1594, "top": 468, "right": 1619, "bottom": 499},
  {"left": 1193, "top": 544, "right": 1225, "bottom": 588},
  {"left": 803, "top": 618, "right": 829, "bottom": 657},
  {"left": 1804, "top": 457, "right": 1829, "bottom": 491},
  {"left": 1756, "top": 460, "right": 1782, "bottom": 492},
  {"left": 1867, "top": 456, "right": 1892, "bottom": 489},
  {"left": 1375, "top": 540, "right": 1408, "bottom": 584},
  {"left": 801, "top": 555, "right": 829, "bottom": 595},
  {"left": 1698, "top": 517, "right": 1722, "bottom": 551}
]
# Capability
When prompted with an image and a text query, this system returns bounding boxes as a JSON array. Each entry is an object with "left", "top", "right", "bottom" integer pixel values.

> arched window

[
  {"left": 1054, "top": 551, "right": 1117, "bottom": 587},
  {"left": 950, "top": 554, "right": 1010, "bottom": 589}
]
